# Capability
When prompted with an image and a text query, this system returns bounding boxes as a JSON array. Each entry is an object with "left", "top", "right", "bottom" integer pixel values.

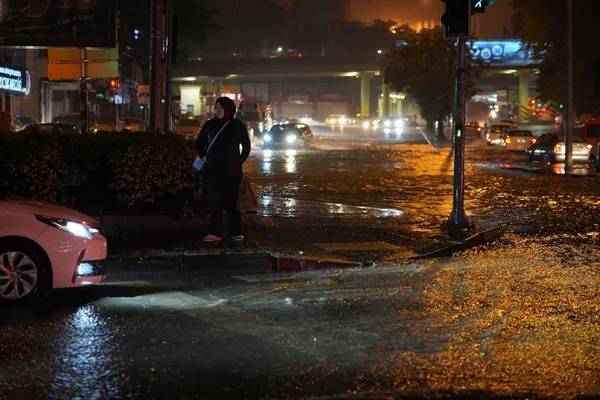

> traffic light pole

[
  {"left": 565, "top": 0, "right": 574, "bottom": 174},
  {"left": 80, "top": 48, "right": 88, "bottom": 134},
  {"left": 150, "top": 0, "right": 166, "bottom": 134},
  {"left": 448, "top": 37, "right": 470, "bottom": 230}
]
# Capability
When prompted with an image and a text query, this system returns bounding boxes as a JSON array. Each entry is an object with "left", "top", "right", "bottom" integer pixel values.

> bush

[{"left": 0, "top": 132, "right": 197, "bottom": 216}]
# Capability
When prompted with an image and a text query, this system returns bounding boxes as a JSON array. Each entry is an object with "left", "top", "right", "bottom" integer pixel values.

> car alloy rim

[{"left": 0, "top": 252, "right": 39, "bottom": 300}]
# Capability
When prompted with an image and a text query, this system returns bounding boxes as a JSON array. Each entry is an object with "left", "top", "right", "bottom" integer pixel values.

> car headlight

[
  {"left": 286, "top": 134, "right": 297, "bottom": 144},
  {"left": 263, "top": 133, "right": 272, "bottom": 142},
  {"left": 36, "top": 216, "right": 99, "bottom": 239},
  {"left": 362, "top": 121, "right": 370, "bottom": 129},
  {"left": 384, "top": 120, "right": 392, "bottom": 128},
  {"left": 394, "top": 119, "right": 404, "bottom": 128}
]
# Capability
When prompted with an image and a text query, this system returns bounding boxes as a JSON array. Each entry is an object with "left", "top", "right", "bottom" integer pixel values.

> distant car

[
  {"left": 52, "top": 113, "right": 82, "bottom": 128},
  {"left": 0, "top": 199, "right": 107, "bottom": 302},
  {"left": 122, "top": 118, "right": 145, "bottom": 133},
  {"left": 176, "top": 118, "right": 201, "bottom": 140},
  {"left": 354, "top": 116, "right": 379, "bottom": 130},
  {"left": 13, "top": 116, "right": 34, "bottom": 132},
  {"left": 503, "top": 130, "right": 536, "bottom": 152},
  {"left": 24, "top": 123, "right": 82, "bottom": 135},
  {"left": 465, "top": 121, "right": 483, "bottom": 138},
  {"left": 382, "top": 116, "right": 406, "bottom": 130},
  {"left": 486, "top": 123, "right": 514, "bottom": 145},
  {"left": 325, "top": 114, "right": 352, "bottom": 127},
  {"left": 91, "top": 117, "right": 116, "bottom": 133},
  {"left": 262, "top": 123, "right": 313, "bottom": 148},
  {"left": 526, "top": 132, "right": 592, "bottom": 164}
]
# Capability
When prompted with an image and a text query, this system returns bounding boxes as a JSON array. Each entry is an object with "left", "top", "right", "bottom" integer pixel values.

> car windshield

[
  {"left": 491, "top": 125, "right": 511, "bottom": 133},
  {"left": 179, "top": 119, "right": 200, "bottom": 127},
  {"left": 269, "top": 125, "right": 286, "bottom": 134},
  {"left": 508, "top": 130, "right": 532, "bottom": 137},
  {"left": 588, "top": 125, "right": 600, "bottom": 138}
]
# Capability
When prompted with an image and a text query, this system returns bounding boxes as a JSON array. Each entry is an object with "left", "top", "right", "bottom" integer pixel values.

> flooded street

[{"left": 1, "top": 128, "right": 599, "bottom": 399}]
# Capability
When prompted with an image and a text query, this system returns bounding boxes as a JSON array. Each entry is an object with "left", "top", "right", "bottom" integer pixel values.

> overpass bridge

[{"left": 172, "top": 40, "right": 539, "bottom": 120}]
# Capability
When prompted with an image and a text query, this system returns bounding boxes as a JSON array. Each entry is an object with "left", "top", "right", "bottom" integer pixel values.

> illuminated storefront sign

[
  {"left": 468, "top": 40, "right": 537, "bottom": 67},
  {"left": 0, "top": 65, "right": 30, "bottom": 96}
]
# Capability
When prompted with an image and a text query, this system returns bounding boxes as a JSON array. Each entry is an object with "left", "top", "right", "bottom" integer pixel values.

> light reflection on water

[
  {"left": 259, "top": 149, "right": 299, "bottom": 174},
  {"left": 50, "top": 305, "right": 124, "bottom": 399},
  {"left": 258, "top": 195, "right": 404, "bottom": 219}
]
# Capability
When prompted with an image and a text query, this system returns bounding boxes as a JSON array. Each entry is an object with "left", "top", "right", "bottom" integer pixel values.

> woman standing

[{"left": 195, "top": 97, "right": 251, "bottom": 242}]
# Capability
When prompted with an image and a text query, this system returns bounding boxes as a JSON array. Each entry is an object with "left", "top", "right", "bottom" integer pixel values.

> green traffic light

[{"left": 457, "top": 128, "right": 463, "bottom": 138}]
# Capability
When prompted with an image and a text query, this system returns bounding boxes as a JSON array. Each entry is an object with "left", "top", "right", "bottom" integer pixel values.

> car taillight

[
  {"left": 554, "top": 143, "right": 564, "bottom": 153},
  {"left": 587, "top": 144, "right": 593, "bottom": 151},
  {"left": 531, "top": 138, "right": 536, "bottom": 144},
  {"left": 505, "top": 137, "right": 512, "bottom": 144}
]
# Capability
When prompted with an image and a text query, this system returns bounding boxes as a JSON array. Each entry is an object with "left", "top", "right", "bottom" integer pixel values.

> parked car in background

[
  {"left": 503, "top": 130, "right": 536, "bottom": 152},
  {"left": 526, "top": 132, "right": 592, "bottom": 164},
  {"left": 24, "top": 123, "right": 81, "bottom": 135},
  {"left": 262, "top": 123, "right": 313, "bottom": 148},
  {"left": 91, "top": 117, "right": 116, "bottom": 133},
  {"left": 176, "top": 117, "right": 201, "bottom": 140},
  {"left": 122, "top": 118, "right": 145, "bottom": 132},
  {"left": 0, "top": 198, "right": 107, "bottom": 302},
  {"left": 486, "top": 123, "right": 513, "bottom": 145},
  {"left": 52, "top": 113, "right": 82, "bottom": 128},
  {"left": 13, "top": 116, "right": 35, "bottom": 132}
]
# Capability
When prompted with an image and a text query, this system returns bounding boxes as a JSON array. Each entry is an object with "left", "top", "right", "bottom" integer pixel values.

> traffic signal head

[{"left": 441, "top": 0, "right": 470, "bottom": 38}]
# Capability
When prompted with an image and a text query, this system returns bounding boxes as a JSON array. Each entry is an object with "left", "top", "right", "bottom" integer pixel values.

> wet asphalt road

[{"left": 1, "top": 125, "right": 599, "bottom": 399}]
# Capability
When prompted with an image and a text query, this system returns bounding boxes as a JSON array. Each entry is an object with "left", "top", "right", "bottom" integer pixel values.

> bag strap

[{"left": 206, "top": 121, "right": 231, "bottom": 155}]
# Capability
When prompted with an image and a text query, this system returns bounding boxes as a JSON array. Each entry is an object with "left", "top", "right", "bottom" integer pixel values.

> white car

[
  {"left": 0, "top": 199, "right": 107, "bottom": 302},
  {"left": 503, "top": 129, "right": 536, "bottom": 152}
]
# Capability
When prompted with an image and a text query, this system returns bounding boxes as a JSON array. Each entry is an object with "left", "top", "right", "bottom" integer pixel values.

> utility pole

[
  {"left": 150, "top": 0, "right": 167, "bottom": 134},
  {"left": 163, "top": 0, "right": 174, "bottom": 133},
  {"left": 565, "top": 0, "right": 574, "bottom": 174},
  {"left": 80, "top": 48, "right": 88, "bottom": 134}
]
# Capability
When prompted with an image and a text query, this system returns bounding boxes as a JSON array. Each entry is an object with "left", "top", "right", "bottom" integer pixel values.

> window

[
  {"left": 588, "top": 125, "right": 600, "bottom": 138},
  {"left": 186, "top": 104, "right": 194, "bottom": 114}
]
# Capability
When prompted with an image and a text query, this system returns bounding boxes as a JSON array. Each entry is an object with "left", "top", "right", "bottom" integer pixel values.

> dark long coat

[{"left": 195, "top": 117, "right": 251, "bottom": 210}]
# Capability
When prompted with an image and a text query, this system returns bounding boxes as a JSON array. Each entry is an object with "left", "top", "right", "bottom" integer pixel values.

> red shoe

[{"left": 202, "top": 234, "right": 223, "bottom": 243}]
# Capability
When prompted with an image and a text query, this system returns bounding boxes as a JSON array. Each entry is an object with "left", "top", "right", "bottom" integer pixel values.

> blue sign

[{"left": 468, "top": 40, "right": 536, "bottom": 67}]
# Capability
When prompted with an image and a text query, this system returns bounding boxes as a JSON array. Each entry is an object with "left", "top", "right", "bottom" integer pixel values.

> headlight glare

[{"left": 36, "top": 216, "right": 96, "bottom": 239}]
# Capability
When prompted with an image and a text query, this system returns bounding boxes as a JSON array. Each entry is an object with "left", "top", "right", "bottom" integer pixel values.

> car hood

[{"left": 0, "top": 200, "right": 98, "bottom": 225}]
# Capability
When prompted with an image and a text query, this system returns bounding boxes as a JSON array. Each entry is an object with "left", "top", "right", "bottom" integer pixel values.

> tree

[
  {"left": 511, "top": 0, "right": 600, "bottom": 116},
  {"left": 384, "top": 27, "right": 457, "bottom": 140}
]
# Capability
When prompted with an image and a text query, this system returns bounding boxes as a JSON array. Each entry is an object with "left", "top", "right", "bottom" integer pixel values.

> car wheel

[{"left": 0, "top": 244, "right": 50, "bottom": 303}]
